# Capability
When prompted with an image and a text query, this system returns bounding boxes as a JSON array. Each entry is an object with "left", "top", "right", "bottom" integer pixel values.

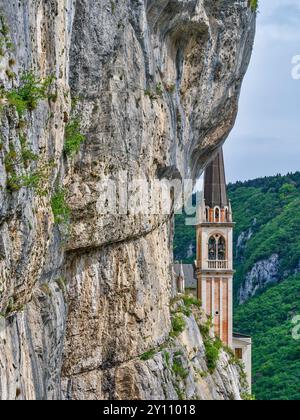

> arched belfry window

[
  {"left": 208, "top": 236, "right": 217, "bottom": 260},
  {"left": 218, "top": 236, "right": 226, "bottom": 260},
  {"left": 208, "top": 234, "right": 226, "bottom": 260},
  {"left": 215, "top": 207, "right": 220, "bottom": 222}
]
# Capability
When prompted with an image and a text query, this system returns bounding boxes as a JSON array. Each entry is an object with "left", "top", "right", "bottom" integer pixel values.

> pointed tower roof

[{"left": 204, "top": 148, "right": 228, "bottom": 208}]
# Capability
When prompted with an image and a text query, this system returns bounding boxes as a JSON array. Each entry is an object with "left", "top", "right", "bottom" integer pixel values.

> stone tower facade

[{"left": 196, "top": 148, "right": 234, "bottom": 347}]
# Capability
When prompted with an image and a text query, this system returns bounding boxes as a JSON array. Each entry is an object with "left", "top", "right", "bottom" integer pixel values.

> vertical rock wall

[{"left": 0, "top": 0, "right": 255, "bottom": 400}]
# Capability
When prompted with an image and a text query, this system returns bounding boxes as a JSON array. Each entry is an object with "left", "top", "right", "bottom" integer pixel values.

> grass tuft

[
  {"left": 170, "top": 314, "right": 186, "bottom": 338},
  {"left": 140, "top": 349, "right": 156, "bottom": 361}
]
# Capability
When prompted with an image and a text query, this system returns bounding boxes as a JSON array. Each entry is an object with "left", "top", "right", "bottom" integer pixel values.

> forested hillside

[{"left": 174, "top": 172, "right": 300, "bottom": 400}]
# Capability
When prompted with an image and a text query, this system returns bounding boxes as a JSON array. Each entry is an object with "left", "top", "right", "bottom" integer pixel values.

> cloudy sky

[{"left": 224, "top": 0, "right": 300, "bottom": 182}]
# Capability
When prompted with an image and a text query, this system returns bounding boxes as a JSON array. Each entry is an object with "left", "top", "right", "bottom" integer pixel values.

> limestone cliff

[
  {"left": 238, "top": 254, "right": 280, "bottom": 304},
  {"left": 0, "top": 0, "right": 255, "bottom": 400}
]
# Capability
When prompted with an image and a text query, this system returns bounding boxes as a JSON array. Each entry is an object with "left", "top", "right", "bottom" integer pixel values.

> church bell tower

[{"left": 196, "top": 148, "right": 234, "bottom": 347}]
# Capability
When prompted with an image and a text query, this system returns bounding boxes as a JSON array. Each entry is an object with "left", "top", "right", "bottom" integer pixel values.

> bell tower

[{"left": 196, "top": 148, "right": 234, "bottom": 347}]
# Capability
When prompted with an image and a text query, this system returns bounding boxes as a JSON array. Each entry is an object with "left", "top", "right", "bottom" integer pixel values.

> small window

[
  {"left": 215, "top": 207, "right": 220, "bottom": 222},
  {"left": 235, "top": 348, "right": 243, "bottom": 360}
]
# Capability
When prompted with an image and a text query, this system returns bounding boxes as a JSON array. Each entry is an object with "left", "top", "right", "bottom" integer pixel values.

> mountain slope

[
  {"left": 234, "top": 275, "right": 300, "bottom": 400},
  {"left": 228, "top": 172, "right": 300, "bottom": 303}
]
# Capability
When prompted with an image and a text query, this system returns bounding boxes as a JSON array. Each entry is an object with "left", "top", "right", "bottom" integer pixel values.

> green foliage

[
  {"left": 64, "top": 118, "right": 86, "bottom": 156},
  {"left": 174, "top": 384, "right": 185, "bottom": 400},
  {"left": 163, "top": 350, "right": 170, "bottom": 368},
  {"left": 195, "top": 368, "right": 208, "bottom": 379},
  {"left": 203, "top": 335, "right": 222, "bottom": 373},
  {"left": 20, "top": 136, "right": 38, "bottom": 167},
  {"left": 235, "top": 274, "right": 300, "bottom": 400},
  {"left": 144, "top": 82, "right": 165, "bottom": 101},
  {"left": 21, "top": 171, "right": 43, "bottom": 190},
  {"left": 173, "top": 193, "right": 201, "bottom": 263},
  {"left": 144, "top": 89, "right": 157, "bottom": 101},
  {"left": 0, "top": 15, "right": 12, "bottom": 56},
  {"left": 231, "top": 173, "right": 300, "bottom": 400},
  {"left": 4, "top": 137, "right": 52, "bottom": 195},
  {"left": 178, "top": 305, "right": 192, "bottom": 317},
  {"left": 250, "top": 0, "right": 258, "bottom": 12},
  {"left": 6, "top": 69, "right": 15, "bottom": 80},
  {"left": 165, "top": 83, "right": 176, "bottom": 94},
  {"left": 170, "top": 314, "right": 186, "bottom": 338},
  {"left": 228, "top": 172, "right": 300, "bottom": 299},
  {"left": 8, "top": 58, "right": 16, "bottom": 67},
  {"left": 199, "top": 316, "right": 213, "bottom": 337},
  {"left": 182, "top": 294, "right": 201, "bottom": 310},
  {"left": 156, "top": 83, "right": 164, "bottom": 97},
  {"left": 4, "top": 148, "right": 18, "bottom": 173},
  {"left": 140, "top": 349, "right": 156, "bottom": 361},
  {"left": 173, "top": 212, "right": 195, "bottom": 263},
  {"left": 4, "top": 297, "right": 25, "bottom": 317},
  {"left": 241, "top": 393, "right": 256, "bottom": 401},
  {"left": 197, "top": 318, "right": 222, "bottom": 373},
  {"left": 56, "top": 277, "right": 67, "bottom": 292},
  {"left": 51, "top": 188, "right": 70, "bottom": 225},
  {"left": 110, "top": 1, "right": 116, "bottom": 15},
  {"left": 6, "top": 72, "right": 54, "bottom": 116},
  {"left": 0, "top": 16, "right": 9, "bottom": 37},
  {"left": 178, "top": 294, "right": 202, "bottom": 317},
  {"left": 172, "top": 358, "right": 189, "bottom": 379}
]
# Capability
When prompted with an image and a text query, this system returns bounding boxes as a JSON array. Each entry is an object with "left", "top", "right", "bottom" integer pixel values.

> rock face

[
  {"left": 0, "top": 0, "right": 255, "bottom": 400},
  {"left": 238, "top": 254, "right": 280, "bottom": 304},
  {"left": 236, "top": 227, "right": 253, "bottom": 260}
]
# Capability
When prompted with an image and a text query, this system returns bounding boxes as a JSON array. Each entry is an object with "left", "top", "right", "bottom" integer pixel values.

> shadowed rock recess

[{"left": 0, "top": 1, "right": 255, "bottom": 400}]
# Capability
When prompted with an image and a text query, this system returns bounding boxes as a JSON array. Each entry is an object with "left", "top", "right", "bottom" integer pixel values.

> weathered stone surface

[
  {"left": 239, "top": 254, "right": 280, "bottom": 304},
  {"left": 62, "top": 307, "right": 247, "bottom": 401},
  {"left": 0, "top": 0, "right": 255, "bottom": 400}
]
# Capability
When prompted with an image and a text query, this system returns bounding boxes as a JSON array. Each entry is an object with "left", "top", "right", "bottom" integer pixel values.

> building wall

[{"left": 233, "top": 338, "right": 252, "bottom": 394}]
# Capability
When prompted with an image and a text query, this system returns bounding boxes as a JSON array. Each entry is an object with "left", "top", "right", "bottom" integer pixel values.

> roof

[
  {"left": 233, "top": 332, "right": 252, "bottom": 339},
  {"left": 174, "top": 264, "right": 197, "bottom": 289},
  {"left": 204, "top": 148, "right": 228, "bottom": 208}
]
